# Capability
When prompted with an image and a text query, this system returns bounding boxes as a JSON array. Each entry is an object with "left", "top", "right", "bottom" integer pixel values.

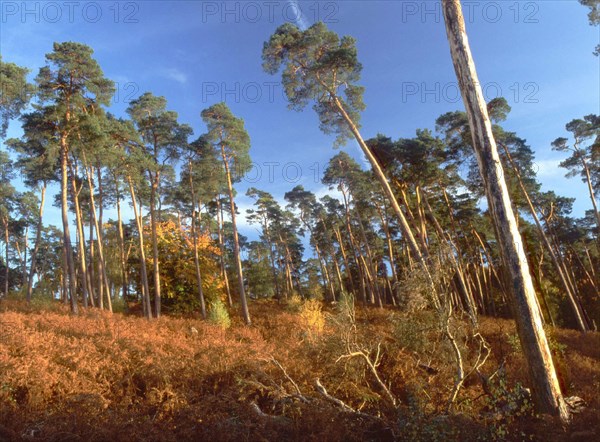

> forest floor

[{"left": 0, "top": 298, "right": 598, "bottom": 441}]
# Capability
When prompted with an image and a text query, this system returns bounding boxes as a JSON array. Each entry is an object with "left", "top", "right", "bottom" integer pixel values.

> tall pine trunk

[
  {"left": 216, "top": 197, "right": 233, "bottom": 307},
  {"left": 69, "top": 161, "right": 91, "bottom": 309},
  {"left": 149, "top": 174, "right": 162, "bottom": 318},
  {"left": 115, "top": 182, "right": 129, "bottom": 302},
  {"left": 60, "top": 141, "right": 78, "bottom": 314},
  {"left": 188, "top": 162, "right": 207, "bottom": 319},
  {"left": 26, "top": 184, "right": 47, "bottom": 302},
  {"left": 84, "top": 161, "right": 112, "bottom": 313},
  {"left": 442, "top": 0, "right": 569, "bottom": 422},
  {"left": 127, "top": 177, "right": 151, "bottom": 319},
  {"left": 221, "top": 146, "right": 251, "bottom": 325}
]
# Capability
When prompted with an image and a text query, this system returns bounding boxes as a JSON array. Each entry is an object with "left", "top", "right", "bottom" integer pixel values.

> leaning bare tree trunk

[
  {"left": 442, "top": 0, "right": 569, "bottom": 423},
  {"left": 331, "top": 97, "right": 434, "bottom": 285}
]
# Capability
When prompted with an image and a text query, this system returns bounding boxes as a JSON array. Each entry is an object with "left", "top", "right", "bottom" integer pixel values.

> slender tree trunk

[
  {"left": 533, "top": 250, "right": 556, "bottom": 327},
  {"left": 96, "top": 167, "right": 107, "bottom": 310},
  {"left": 84, "top": 162, "right": 112, "bottom": 313},
  {"left": 127, "top": 177, "right": 151, "bottom": 319},
  {"left": 358, "top": 214, "right": 384, "bottom": 307},
  {"left": 187, "top": 162, "right": 207, "bottom": 319},
  {"left": 331, "top": 252, "right": 345, "bottom": 294},
  {"left": 500, "top": 142, "right": 588, "bottom": 331},
  {"left": 377, "top": 205, "right": 400, "bottom": 292},
  {"left": 61, "top": 241, "right": 68, "bottom": 304},
  {"left": 221, "top": 148, "right": 251, "bottom": 325},
  {"left": 423, "top": 192, "right": 478, "bottom": 324},
  {"left": 216, "top": 198, "right": 233, "bottom": 307},
  {"left": 3, "top": 218, "right": 9, "bottom": 297},
  {"left": 149, "top": 174, "right": 162, "bottom": 318},
  {"left": 263, "top": 223, "right": 281, "bottom": 299},
  {"left": 60, "top": 142, "right": 78, "bottom": 314},
  {"left": 442, "top": 0, "right": 569, "bottom": 422},
  {"left": 340, "top": 189, "right": 367, "bottom": 304},
  {"left": 331, "top": 96, "right": 431, "bottom": 276},
  {"left": 314, "top": 241, "right": 335, "bottom": 301},
  {"left": 26, "top": 184, "right": 47, "bottom": 302},
  {"left": 115, "top": 184, "right": 129, "bottom": 302},
  {"left": 301, "top": 215, "right": 335, "bottom": 300},
  {"left": 69, "top": 161, "right": 91, "bottom": 309},
  {"left": 19, "top": 227, "right": 28, "bottom": 288},
  {"left": 579, "top": 155, "right": 600, "bottom": 242},
  {"left": 334, "top": 226, "right": 355, "bottom": 295}
]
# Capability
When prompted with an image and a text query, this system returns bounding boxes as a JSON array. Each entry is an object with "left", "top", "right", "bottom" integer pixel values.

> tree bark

[
  {"left": 127, "top": 177, "right": 151, "bottom": 319},
  {"left": 115, "top": 181, "right": 129, "bottom": 302},
  {"left": 187, "top": 161, "right": 207, "bottom": 319},
  {"left": 26, "top": 184, "right": 47, "bottom": 302},
  {"left": 216, "top": 197, "right": 233, "bottom": 307},
  {"left": 3, "top": 217, "right": 9, "bottom": 298},
  {"left": 442, "top": 0, "right": 569, "bottom": 422},
  {"left": 149, "top": 174, "right": 162, "bottom": 318},
  {"left": 69, "top": 160, "right": 91, "bottom": 309},
  {"left": 60, "top": 141, "right": 78, "bottom": 314},
  {"left": 84, "top": 161, "right": 112, "bottom": 313},
  {"left": 221, "top": 148, "right": 251, "bottom": 325}
]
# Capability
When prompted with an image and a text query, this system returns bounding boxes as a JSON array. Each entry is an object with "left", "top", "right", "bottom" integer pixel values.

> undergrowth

[{"left": 0, "top": 299, "right": 598, "bottom": 441}]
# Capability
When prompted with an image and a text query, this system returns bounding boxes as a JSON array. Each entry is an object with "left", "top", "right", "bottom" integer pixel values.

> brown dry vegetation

[{"left": 0, "top": 299, "right": 598, "bottom": 441}]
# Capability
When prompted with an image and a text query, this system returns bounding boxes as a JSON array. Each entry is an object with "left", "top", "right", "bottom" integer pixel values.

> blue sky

[{"left": 1, "top": 0, "right": 599, "bottom": 241}]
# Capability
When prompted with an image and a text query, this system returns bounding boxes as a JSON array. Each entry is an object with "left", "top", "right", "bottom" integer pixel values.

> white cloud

[
  {"left": 533, "top": 159, "right": 564, "bottom": 179},
  {"left": 160, "top": 68, "right": 188, "bottom": 85},
  {"left": 314, "top": 185, "right": 343, "bottom": 202}
]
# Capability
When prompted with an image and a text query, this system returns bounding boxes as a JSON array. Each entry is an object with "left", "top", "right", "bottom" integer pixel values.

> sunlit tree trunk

[
  {"left": 60, "top": 137, "right": 78, "bottom": 314},
  {"left": 216, "top": 197, "right": 233, "bottom": 307},
  {"left": 69, "top": 160, "right": 91, "bottom": 309},
  {"left": 334, "top": 226, "right": 355, "bottom": 295},
  {"left": 127, "top": 177, "right": 151, "bottom": 319},
  {"left": 149, "top": 172, "right": 162, "bottom": 318},
  {"left": 26, "top": 184, "right": 46, "bottom": 302},
  {"left": 115, "top": 182, "right": 129, "bottom": 303},
  {"left": 83, "top": 160, "right": 112, "bottom": 313},
  {"left": 187, "top": 162, "right": 207, "bottom": 319},
  {"left": 2, "top": 216, "right": 9, "bottom": 297},
  {"left": 442, "top": 0, "right": 569, "bottom": 422},
  {"left": 220, "top": 146, "right": 251, "bottom": 325}
]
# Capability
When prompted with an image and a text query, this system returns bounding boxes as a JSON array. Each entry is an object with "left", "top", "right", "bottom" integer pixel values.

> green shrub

[{"left": 208, "top": 298, "right": 231, "bottom": 329}]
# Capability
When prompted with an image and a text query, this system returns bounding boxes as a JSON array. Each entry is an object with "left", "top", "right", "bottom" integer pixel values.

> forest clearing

[{"left": 1, "top": 0, "right": 599, "bottom": 440}]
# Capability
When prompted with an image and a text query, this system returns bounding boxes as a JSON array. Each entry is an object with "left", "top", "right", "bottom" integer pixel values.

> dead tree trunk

[{"left": 442, "top": 0, "right": 569, "bottom": 423}]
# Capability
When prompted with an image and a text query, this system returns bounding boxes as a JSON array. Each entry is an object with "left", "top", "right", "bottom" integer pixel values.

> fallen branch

[
  {"left": 314, "top": 378, "right": 373, "bottom": 418},
  {"left": 267, "top": 357, "right": 310, "bottom": 403},
  {"left": 336, "top": 343, "right": 398, "bottom": 407},
  {"left": 250, "top": 401, "right": 292, "bottom": 424}
]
